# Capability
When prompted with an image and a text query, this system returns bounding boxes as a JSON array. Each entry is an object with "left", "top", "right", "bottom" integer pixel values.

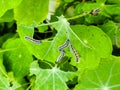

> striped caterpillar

[
  {"left": 58, "top": 39, "right": 70, "bottom": 51},
  {"left": 56, "top": 39, "right": 70, "bottom": 63},
  {"left": 70, "top": 44, "right": 80, "bottom": 63},
  {"left": 24, "top": 36, "right": 41, "bottom": 44},
  {"left": 56, "top": 39, "right": 80, "bottom": 63},
  {"left": 56, "top": 50, "right": 65, "bottom": 63}
]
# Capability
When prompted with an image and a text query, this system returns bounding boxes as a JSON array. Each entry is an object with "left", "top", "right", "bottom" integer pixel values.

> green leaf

[
  {"left": 99, "top": 20, "right": 120, "bottom": 47},
  {"left": 14, "top": 0, "right": 49, "bottom": 26},
  {"left": 0, "top": 74, "right": 11, "bottom": 90},
  {"left": 114, "top": 15, "right": 120, "bottom": 23},
  {"left": 0, "top": 49, "right": 7, "bottom": 76},
  {"left": 0, "top": 0, "right": 22, "bottom": 17},
  {"left": 106, "top": 0, "right": 120, "bottom": 4},
  {"left": 0, "top": 51, "right": 21, "bottom": 90},
  {"left": 37, "top": 25, "right": 48, "bottom": 32},
  {"left": 2, "top": 38, "right": 33, "bottom": 82},
  {"left": 70, "top": 25, "right": 112, "bottom": 69},
  {"left": 0, "top": 73, "right": 21, "bottom": 90},
  {"left": 115, "top": 27, "right": 120, "bottom": 48},
  {"left": 104, "top": 5, "right": 120, "bottom": 16},
  {"left": 74, "top": 2, "right": 108, "bottom": 24},
  {"left": 71, "top": 25, "right": 112, "bottom": 58},
  {"left": 64, "top": 0, "right": 73, "bottom": 3},
  {"left": 0, "top": 9, "right": 14, "bottom": 22},
  {"left": 18, "top": 16, "right": 112, "bottom": 70},
  {"left": 0, "top": 33, "right": 14, "bottom": 47},
  {"left": 30, "top": 61, "right": 76, "bottom": 90},
  {"left": 74, "top": 56, "right": 120, "bottom": 90},
  {"left": 96, "top": 0, "right": 106, "bottom": 3}
]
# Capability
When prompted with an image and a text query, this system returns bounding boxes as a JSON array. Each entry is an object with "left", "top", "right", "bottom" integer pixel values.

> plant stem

[{"left": 67, "top": 12, "right": 90, "bottom": 21}]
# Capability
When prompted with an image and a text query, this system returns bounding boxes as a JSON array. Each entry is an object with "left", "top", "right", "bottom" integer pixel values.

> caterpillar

[
  {"left": 90, "top": 8, "right": 100, "bottom": 15},
  {"left": 58, "top": 39, "right": 70, "bottom": 51},
  {"left": 70, "top": 44, "right": 80, "bottom": 62},
  {"left": 24, "top": 36, "right": 41, "bottom": 44},
  {"left": 56, "top": 50, "right": 65, "bottom": 63}
]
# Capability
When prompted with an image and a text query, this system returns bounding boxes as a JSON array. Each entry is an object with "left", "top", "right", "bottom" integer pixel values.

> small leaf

[{"left": 30, "top": 61, "right": 76, "bottom": 90}]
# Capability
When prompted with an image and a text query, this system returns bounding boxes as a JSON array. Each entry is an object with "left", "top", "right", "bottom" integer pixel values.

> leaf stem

[{"left": 67, "top": 12, "right": 90, "bottom": 21}]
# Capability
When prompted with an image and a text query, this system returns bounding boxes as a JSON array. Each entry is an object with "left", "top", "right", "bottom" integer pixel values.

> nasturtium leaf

[
  {"left": 71, "top": 25, "right": 112, "bottom": 58},
  {"left": 0, "top": 73, "right": 21, "bottom": 90},
  {"left": 115, "top": 28, "right": 120, "bottom": 48},
  {"left": 74, "top": 56, "right": 120, "bottom": 90},
  {"left": 99, "top": 20, "right": 120, "bottom": 47},
  {"left": 0, "top": 33, "right": 14, "bottom": 47},
  {"left": 2, "top": 38, "right": 33, "bottom": 83},
  {"left": 14, "top": 0, "right": 49, "bottom": 26},
  {"left": 74, "top": 2, "right": 107, "bottom": 24},
  {"left": 37, "top": 25, "right": 48, "bottom": 32},
  {"left": 0, "top": 51, "right": 21, "bottom": 90},
  {"left": 0, "top": 75, "right": 21, "bottom": 90},
  {"left": 114, "top": 15, "right": 120, "bottom": 23},
  {"left": 106, "top": 0, "right": 120, "bottom": 4},
  {"left": 70, "top": 25, "right": 112, "bottom": 69},
  {"left": 0, "top": 50, "right": 7, "bottom": 77},
  {"left": 30, "top": 61, "right": 76, "bottom": 90},
  {"left": 18, "top": 16, "right": 112, "bottom": 70},
  {"left": 0, "top": 0, "right": 22, "bottom": 17},
  {"left": 0, "top": 52, "right": 8, "bottom": 89},
  {"left": 0, "top": 9, "right": 14, "bottom": 22},
  {"left": 0, "top": 74, "right": 9, "bottom": 90},
  {"left": 104, "top": 5, "right": 120, "bottom": 16},
  {"left": 17, "top": 24, "right": 52, "bottom": 61},
  {"left": 18, "top": 19, "right": 68, "bottom": 64}
]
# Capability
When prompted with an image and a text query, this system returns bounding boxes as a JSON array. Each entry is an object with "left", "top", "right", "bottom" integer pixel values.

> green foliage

[
  {"left": 0, "top": 0, "right": 22, "bottom": 17},
  {"left": 30, "top": 61, "right": 76, "bottom": 90},
  {"left": 0, "top": 0, "right": 120, "bottom": 90},
  {"left": 14, "top": 0, "right": 49, "bottom": 25},
  {"left": 74, "top": 56, "right": 120, "bottom": 90},
  {"left": 2, "top": 38, "right": 33, "bottom": 82}
]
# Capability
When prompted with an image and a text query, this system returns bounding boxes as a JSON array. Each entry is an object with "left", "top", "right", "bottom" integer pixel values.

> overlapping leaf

[
  {"left": 30, "top": 61, "right": 76, "bottom": 90},
  {"left": 74, "top": 0, "right": 120, "bottom": 24},
  {"left": 0, "top": 50, "right": 21, "bottom": 90},
  {"left": 0, "top": 73, "right": 21, "bottom": 90},
  {"left": 100, "top": 20, "right": 120, "bottom": 47},
  {"left": 18, "top": 16, "right": 112, "bottom": 70},
  {"left": 0, "top": 0, "right": 22, "bottom": 17},
  {"left": 70, "top": 25, "right": 112, "bottom": 69},
  {"left": 2, "top": 38, "right": 33, "bottom": 83},
  {"left": 14, "top": 0, "right": 49, "bottom": 25},
  {"left": 0, "top": 9, "right": 14, "bottom": 22},
  {"left": 74, "top": 56, "right": 120, "bottom": 90}
]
